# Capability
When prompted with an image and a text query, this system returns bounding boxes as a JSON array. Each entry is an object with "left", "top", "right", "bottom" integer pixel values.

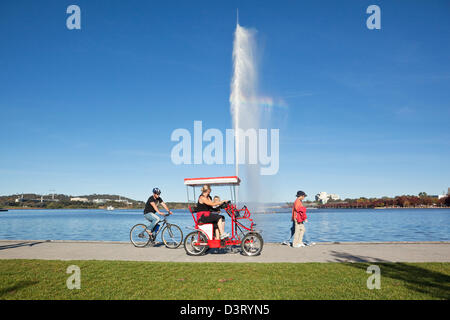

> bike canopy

[
  {"left": 184, "top": 176, "right": 240, "bottom": 204},
  {"left": 184, "top": 176, "right": 240, "bottom": 186}
]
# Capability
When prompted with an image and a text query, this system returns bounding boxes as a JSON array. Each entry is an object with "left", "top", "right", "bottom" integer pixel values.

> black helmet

[{"left": 153, "top": 187, "right": 161, "bottom": 195}]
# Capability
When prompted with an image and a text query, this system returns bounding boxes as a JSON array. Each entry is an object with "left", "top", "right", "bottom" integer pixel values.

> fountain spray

[{"left": 230, "top": 11, "right": 261, "bottom": 204}]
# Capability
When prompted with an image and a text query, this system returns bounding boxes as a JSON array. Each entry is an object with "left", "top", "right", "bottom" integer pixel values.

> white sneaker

[
  {"left": 282, "top": 241, "right": 290, "bottom": 246},
  {"left": 293, "top": 243, "right": 306, "bottom": 248}
]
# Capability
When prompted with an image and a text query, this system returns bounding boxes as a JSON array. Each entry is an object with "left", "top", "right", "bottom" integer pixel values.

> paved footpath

[{"left": 0, "top": 240, "right": 449, "bottom": 263}]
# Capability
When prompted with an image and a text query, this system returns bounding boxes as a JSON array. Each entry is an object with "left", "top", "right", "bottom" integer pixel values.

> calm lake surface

[{"left": 0, "top": 208, "right": 449, "bottom": 243}]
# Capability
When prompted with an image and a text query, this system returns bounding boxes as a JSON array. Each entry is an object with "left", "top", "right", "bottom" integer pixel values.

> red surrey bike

[{"left": 183, "top": 176, "right": 264, "bottom": 256}]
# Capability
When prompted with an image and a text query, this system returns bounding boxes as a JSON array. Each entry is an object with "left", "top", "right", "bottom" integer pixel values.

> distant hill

[{"left": 0, "top": 193, "right": 145, "bottom": 209}]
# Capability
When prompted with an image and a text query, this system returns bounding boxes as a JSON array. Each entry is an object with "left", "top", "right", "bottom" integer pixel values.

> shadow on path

[
  {"left": 0, "top": 241, "right": 50, "bottom": 251},
  {"left": 146, "top": 242, "right": 168, "bottom": 248},
  {"left": 0, "top": 280, "right": 39, "bottom": 297},
  {"left": 328, "top": 250, "right": 388, "bottom": 263},
  {"left": 206, "top": 246, "right": 242, "bottom": 255},
  {"left": 330, "top": 250, "right": 450, "bottom": 299}
]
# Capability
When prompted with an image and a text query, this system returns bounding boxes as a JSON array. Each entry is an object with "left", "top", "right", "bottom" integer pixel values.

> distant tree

[
  {"left": 409, "top": 196, "right": 420, "bottom": 207},
  {"left": 421, "top": 197, "right": 433, "bottom": 206},
  {"left": 418, "top": 192, "right": 428, "bottom": 197},
  {"left": 373, "top": 199, "right": 385, "bottom": 207},
  {"left": 445, "top": 195, "right": 450, "bottom": 207}
]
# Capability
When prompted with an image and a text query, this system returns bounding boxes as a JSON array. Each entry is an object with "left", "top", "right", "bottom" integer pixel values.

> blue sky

[{"left": 1, "top": 0, "right": 449, "bottom": 202}]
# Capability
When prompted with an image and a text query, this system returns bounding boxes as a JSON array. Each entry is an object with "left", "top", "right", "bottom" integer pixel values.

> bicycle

[{"left": 130, "top": 215, "right": 183, "bottom": 249}]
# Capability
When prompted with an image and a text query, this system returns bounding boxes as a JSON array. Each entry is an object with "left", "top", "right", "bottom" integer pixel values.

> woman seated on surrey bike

[{"left": 196, "top": 185, "right": 230, "bottom": 240}]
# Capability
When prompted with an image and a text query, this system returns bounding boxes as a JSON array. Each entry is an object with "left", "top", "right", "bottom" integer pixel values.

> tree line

[{"left": 320, "top": 193, "right": 450, "bottom": 209}]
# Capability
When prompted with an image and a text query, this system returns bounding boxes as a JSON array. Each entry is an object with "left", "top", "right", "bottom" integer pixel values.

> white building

[
  {"left": 93, "top": 199, "right": 110, "bottom": 204},
  {"left": 116, "top": 199, "right": 132, "bottom": 205},
  {"left": 315, "top": 192, "right": 329, "bottom": 204},
  {"left": 440, "top": 188, "right": 450, "bottom": 199},
  {"left": 70, "top": 197, "right": 89, "bottom": 202},
  {"left": 315, "top": 192, "right": 340, "bottom": 204},
  {"left": 329, "top": 194, "right": 340, "bottom": 201}
]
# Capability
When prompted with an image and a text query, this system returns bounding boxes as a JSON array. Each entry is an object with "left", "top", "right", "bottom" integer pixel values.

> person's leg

[
  {"left": 208, "top": 214, "right": 224, "bottom": 236},
  {"left": 286, "top": 221, "right": 295, "bottom": 244},
  {"left": 217, "top": 218, "right": 224, "bottom": 235},
  {"left": 282, "top": 222, "right": 293, "bottom": 245},
  {"left": 214, "top": 215, "right": 230, "bottom": 239},
  {"left": 144, "top": 212, "right": 160, "bottom": 233},
  {"left": 290, "top": 220, "right": 295, "bottom": 241},
  {"left": 298, "top": 224, "right": 305, "bottom": 244},
  {"left": 200, "top": 214, "right": 221, "bottom": 239},
  {"left": 214, "top": 225, "right": 220, "bottom": 239},
  {"left": 292, "top": 221, "right": 300, "bottom": 247},
  {"left": 212, "top": 222, "right": 220, "bottom": 239},
  {"left": 303, "top": 227, "right": 310, "bottom": 245},
  {"left": 219, "top": 215, "right": 227, "bottom": 238}
]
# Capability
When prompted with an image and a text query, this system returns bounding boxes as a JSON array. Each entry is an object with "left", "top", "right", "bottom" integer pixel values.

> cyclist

[{"left": 144, "top": 187, "right": 173, "bottom": 236}]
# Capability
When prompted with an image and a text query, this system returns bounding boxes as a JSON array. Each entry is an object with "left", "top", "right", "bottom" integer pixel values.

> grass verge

[{"left": 0, "top": 259, "right": 449, "bottom": 299}]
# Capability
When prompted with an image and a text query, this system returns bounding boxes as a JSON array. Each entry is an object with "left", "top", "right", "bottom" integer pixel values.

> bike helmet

[{"left": 153, "top": 187, "right": 161, "bottom": 195}]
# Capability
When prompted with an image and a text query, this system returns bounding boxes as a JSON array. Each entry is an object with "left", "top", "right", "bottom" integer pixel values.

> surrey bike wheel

[
  {"left": 161, "top": 224, "right": 183, "bottom": 249},
  {"left": 241, "top": 232, "right": 264, "bottom": 256},
  {"left": 130, "top": 224, "right": 152, "bottom": 247},
  {"left": 184, "top": 231, "right": 208, "bottom": 256}
]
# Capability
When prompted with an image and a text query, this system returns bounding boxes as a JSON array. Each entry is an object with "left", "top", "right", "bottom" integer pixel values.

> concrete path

[{"left": 0, "top": 240, "right": 449, "bottom": 263}]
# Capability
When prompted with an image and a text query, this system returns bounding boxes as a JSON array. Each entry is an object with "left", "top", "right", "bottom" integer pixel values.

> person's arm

[
  {"left": 298, "top": 204, "right": 307, "bottom": 222},
  {"left": 200, "top": 195, "right": 226, "bottom": 207},
  {"left": 150, "top": 202, "right": 162, "bottom": 214},
  {"left": 161, "top": 202, "right": 172, "bottom": 214}
]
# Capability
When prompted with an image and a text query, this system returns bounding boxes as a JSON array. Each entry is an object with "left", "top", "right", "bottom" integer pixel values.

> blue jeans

[{"left": 144, "top": 212, "right": 161, "bottom": 232}]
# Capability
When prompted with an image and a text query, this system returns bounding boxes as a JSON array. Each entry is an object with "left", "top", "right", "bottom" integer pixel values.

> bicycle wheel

[
  {"left": 184, "top": 231, "right": 208, "bottom": 256},
  {"left": 130, "top": 224, "right": 152, "bottom": 247},
  {"left": 161, "top": 224, "right": 183, "bottom": 249},
  {"left": 241, "top": 232, "right": 264, "bottom": 256}
]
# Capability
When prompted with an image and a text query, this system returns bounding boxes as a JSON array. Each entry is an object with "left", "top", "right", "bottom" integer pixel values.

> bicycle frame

[
  {"left": 143, "top": 218, "right": 168, "bottom": 239},
  {"left": 224, "top": 203, "right": 255, "bottom": 241}
]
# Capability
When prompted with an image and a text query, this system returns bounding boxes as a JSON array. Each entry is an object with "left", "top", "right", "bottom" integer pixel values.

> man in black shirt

[{"left": 144, "top": 187, "right": 173, "bottom": 235}]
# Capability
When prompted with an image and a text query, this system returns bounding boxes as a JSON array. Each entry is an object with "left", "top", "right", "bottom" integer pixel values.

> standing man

[
  {"left": 144, "top": 187, "right": 173, "bottom": 236},
  {"left": 292, "top": 190, "right": 308, "bottom": 248}
]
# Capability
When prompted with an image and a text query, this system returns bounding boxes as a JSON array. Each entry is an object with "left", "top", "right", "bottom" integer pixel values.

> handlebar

[{"left": 219, "top": 200, "right": 231, "bottom": 209}]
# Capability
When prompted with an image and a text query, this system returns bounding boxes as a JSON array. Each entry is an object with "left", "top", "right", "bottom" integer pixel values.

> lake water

[{"left": 0, "top": 208, "right": 449, "bottom": 243}]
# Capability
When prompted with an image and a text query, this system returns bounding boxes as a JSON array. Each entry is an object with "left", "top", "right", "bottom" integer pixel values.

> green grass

[{"left": 0, "top": 260, "right": 449, "bottom": 300}]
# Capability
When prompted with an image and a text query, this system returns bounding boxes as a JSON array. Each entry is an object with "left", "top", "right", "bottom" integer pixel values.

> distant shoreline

[
  {"left": 2, "top": 206, "right": 449, "bottom": 212},
  {"left": 304, "top": 207, "right": 449, "bottom": 210},
  {"left": 373, "top": 206, "right": 448, "bottom": 209},
  {"left": 2, "top": 207, "right": 144, "bottom": 211}
]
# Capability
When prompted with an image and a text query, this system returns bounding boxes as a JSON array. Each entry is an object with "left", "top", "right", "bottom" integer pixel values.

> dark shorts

[{"left": 198, "top": 213, "right": 224, "bottom": 224}]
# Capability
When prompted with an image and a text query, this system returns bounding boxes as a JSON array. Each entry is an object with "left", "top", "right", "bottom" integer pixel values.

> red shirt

[{"left": 292, "top": 198, "right": 307, "bottom": 223}]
